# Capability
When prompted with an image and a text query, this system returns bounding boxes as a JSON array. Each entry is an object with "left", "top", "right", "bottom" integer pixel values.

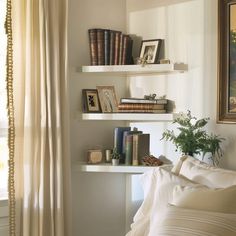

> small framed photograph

[
  {"left": 139, "top": 39, "right": 163, "bottom": 64},
  {"left": 82, "top": 89, "right": 101, "bottom": 113},
  {"left": 96, "top": 86, "right": 118, "bottom": 113}
]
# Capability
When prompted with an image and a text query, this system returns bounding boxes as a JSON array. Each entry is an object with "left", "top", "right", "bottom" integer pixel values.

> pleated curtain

[{"left": 11, "top": 0, "right": 71, "bottom": 235}]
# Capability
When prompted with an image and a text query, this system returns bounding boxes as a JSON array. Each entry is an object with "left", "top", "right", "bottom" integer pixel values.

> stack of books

[
  {"left": 118, "top": 97, "right": 168, "bottom": 113},
  {"left": 114, "top": 127, "right": 150, "bottom": 165},
  {"left": 88, "top": 28, "right": 133, "bottom": 66}
]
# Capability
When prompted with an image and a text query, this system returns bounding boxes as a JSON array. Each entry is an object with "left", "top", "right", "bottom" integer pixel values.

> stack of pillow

[{"left": 126, "top": 155, "right": 236, "bottom": 236}]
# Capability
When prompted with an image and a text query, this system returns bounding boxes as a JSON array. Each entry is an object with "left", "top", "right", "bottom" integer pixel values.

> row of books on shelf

[
  {"left": 114, "top": 127, "right": 150, "bottom": 165},
  {"left": 117, "top": 97, "right": 168, "bottom": 113},
  {"left": 88, "top": 28, "right": 133, "bottom": 66}
]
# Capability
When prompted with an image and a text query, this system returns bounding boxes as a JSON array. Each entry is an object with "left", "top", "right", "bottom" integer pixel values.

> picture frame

[
  {"left": 82, "top": 89, "right": 101, "bottom": 113},
  {"left": 139, "top": 39, "right": 163, "bottom": 64},
  {"left": 96, "top": 86, "right": 118, "bottom": 113},
  {"left": 218, "top": 0, "right": 236, "bottom": 123}
]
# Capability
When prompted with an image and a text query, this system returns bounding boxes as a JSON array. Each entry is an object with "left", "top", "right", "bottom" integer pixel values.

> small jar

[{"left": 105, "top": 149, "right": 112, "bottom": 163}]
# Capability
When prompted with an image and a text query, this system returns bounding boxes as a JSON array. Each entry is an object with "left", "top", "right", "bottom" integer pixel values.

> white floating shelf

[
  {"left": 80, "top": 63, "right": 188, "bottom": 75},
  {"left": 73, "top": 163, "right": 157, "bottom": 174},
  {"left": 81, "top": 113, "right": 179, "bottom": 121}
]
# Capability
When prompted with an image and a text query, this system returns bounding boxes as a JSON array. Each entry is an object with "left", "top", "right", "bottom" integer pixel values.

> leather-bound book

[
  {"left": 118, "top": 103, "right": 165, "bottom": 110},
  {"left": 109, "top": 30, "right": 115, "bottom": 65},
  {"left": 114, "top": 31, "right": 121, "bottom": 65},
  {"left": 88, "top": 29, "right": 98, "bottom": 65},
  {"left": 126, "top": 36, "right": 133, "bottom": 65},
  {"left": 124, "top": 130, "right": 143, "bottom": 165},
  {"left": 104, "top": 29, "right": 110, "bottom": 65},
  {"left": 97, "top": 29, "right": 105, "bottom": 65},
  {"left": 118, "top": 33, "right": 124, "bottom": 65},
  {"left": 121, "top": 35, "right": 129, "bottom": 65}
]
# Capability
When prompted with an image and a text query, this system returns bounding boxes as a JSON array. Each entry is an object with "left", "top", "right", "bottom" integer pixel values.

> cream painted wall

[
  {"left": 68, "top": 0, "right": 128, "bottom": 235},
  {"left": 126, "top": 0, "right": 236, "bottom": 170}
]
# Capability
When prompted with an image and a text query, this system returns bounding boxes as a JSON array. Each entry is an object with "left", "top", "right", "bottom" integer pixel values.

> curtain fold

[{"left": 12, "top": 0, "right": 71, "bottom": 235}]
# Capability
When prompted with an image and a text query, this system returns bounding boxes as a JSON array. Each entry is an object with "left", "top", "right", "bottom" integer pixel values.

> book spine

[
  {"left": 120, "top": 98, "right": 168, "bottom": 104},
  {"left": 118, "top": 103, "right": 164, "bottom": 110},
  {"left": 121, "top": 35, "right": 129, "bottom": 65},
  {"left": 114, "top": 31, "right": 121, "bottom": 65},
  {"left": 122, "top": 130, "right": 130, "bottom": 155},
  {"left": 122, "top": 130, "right": 143, "bottom": 155},
  {"left": 97, "top": 29, "right": 105, "bottom": 65},
  {"left": 126, "top": 36, "right": 133, "bottom": 65},
  {"left": 114, "top": 127, "right": 131, "bottom": 163},
  {"left": 109, "top": 30, "right": 115, "bottom": 65},
  {"left": 104, "top": 29, "right": 110, "bottom": 65},
  {"left": 132, "top": 134, "right": 150, "bottom": 165},
  {"left": 139, "top": 134, "right": 150, "bottom": 164},
  {"left": 88, "top": 29, "right": 98, "bottom": 65},
  {"left": 118, "top": 33, "right": 124, "bottom": 65},
  {"left": 132, "top": 135, "right": 139, "bottom": 166},
  {"left": 125, "top": 135, "right": 133, "bottom": 165}
]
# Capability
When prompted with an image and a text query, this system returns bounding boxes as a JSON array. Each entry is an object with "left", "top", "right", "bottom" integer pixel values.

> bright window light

[{"left": 0, "top": 0, "right": 8, "bottom": 200}]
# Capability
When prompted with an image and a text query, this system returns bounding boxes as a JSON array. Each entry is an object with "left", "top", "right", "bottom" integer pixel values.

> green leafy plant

[
  {"left": 111, "top": 147, "right": 120, "bottom": 160},
  {"left": 161, "top": 111, "right": 224, "bottom": 166}
]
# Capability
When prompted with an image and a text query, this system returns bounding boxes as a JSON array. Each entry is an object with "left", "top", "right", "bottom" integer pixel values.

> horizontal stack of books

[
  {"left": 118, "top": 97, "right": 168, "bottom": 113},
  {"left": 114, "top": 127, "right": 150, "bottom": 165},
  {"left": 88, "top": 28, "right": 133, "bottom": 66}
]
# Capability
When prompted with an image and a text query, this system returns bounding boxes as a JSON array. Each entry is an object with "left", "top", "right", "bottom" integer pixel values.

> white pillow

[
  {"left": 126, "top": 165, "right": 172, "bottom": 236},
  {"left": 126, "top": 166, "right": 199, "bottom": 236},
  {"left": 172, "top": 155, "right": 236, "bottom": 188},
  {"left": 172, "top": 185, "right": 236, "bottom": 213},
  {"left": 153, "top": 205, "right": 236, "bottom": 236}
]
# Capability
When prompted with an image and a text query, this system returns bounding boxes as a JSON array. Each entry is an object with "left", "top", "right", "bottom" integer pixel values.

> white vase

[{"left": 112, "top": 159, "right": 119, "bottom": 166}]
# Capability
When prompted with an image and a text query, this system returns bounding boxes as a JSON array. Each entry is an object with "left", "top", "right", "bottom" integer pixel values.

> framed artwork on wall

[
  {"left": 82, "top": 89, "right": 101, "bottom": 113},
  {"left": 96, "top": 86, "right": 118, "bottom": 113},
  {"left": 218, "top": 0, "right": 236, "bottom": 123},
  {"left": 139, "top": 39, "right": 163, "bottom": 64}
]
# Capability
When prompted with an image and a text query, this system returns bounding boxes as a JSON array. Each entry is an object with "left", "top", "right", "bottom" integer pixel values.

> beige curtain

[{"left": 12, "top": 0, "right": 71, "bottom": 235}]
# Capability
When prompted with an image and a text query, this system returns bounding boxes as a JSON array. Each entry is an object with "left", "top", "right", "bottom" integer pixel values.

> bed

[{"left": 126, "top": 155, "right": 236, "bottom": 236}]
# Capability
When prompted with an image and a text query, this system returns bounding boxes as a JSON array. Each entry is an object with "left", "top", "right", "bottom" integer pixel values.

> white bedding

[
  {"left": 153, "top": 205, "right": 236, "bottom": 236},
  {"left": 126, "top": 156, "right": 236, "bottom": 236}
]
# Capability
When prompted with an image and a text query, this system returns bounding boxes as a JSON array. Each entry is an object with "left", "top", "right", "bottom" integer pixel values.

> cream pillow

[
  {"left": 126, "top": 166, "right": 198, "bottom": 236},
  {"left": 126, "top": 165, "right": 173, "bottom": 236},
  {"left": 172, "top": 155, "right": 236, "bottom": 188},
  {"left": 146, "top": 168, "right": 201, "bottom": 236},
  {"left": 153, "top": 205, "right": 236, "bottom": 236},
  {"left": 171, "top": 185, "right": 236, "bottom": 213}
]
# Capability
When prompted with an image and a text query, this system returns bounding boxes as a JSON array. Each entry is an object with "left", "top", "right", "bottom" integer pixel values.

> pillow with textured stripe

[
  {"left": 171, "top": 185, "right": 236, "bottom": 213},
  {"left": 153, "top": 205, "right": 236, "bottom": 236}
]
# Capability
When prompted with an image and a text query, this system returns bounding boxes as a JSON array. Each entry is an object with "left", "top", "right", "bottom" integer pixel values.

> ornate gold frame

[{"left": 218, "top": 0, "right": 236, "bottom": 123}]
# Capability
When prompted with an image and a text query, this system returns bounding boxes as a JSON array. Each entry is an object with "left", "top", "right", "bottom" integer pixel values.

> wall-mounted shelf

[
  {"left": 73, "top": 163, "right": 159, "bottom": 174},
  {"left": 81, "top": 113, "right": 180, "bottom": 121},
  {"left": 80, "top": 63, "right": 188, "bottom": 75}
]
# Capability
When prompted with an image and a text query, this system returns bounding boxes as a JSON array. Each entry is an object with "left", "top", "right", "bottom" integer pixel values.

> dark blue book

[{"left": 114, "top": 127, "right": 131, "bottom": 163}]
